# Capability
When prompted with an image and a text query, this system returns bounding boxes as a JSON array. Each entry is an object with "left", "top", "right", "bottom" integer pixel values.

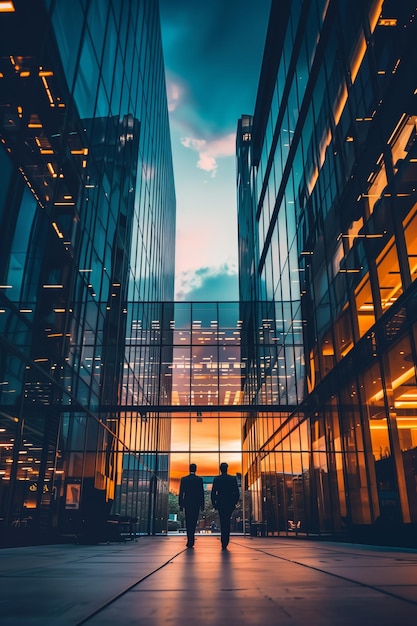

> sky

[{"left": 159, "top": 0, "right": 272, "bottom": 301}]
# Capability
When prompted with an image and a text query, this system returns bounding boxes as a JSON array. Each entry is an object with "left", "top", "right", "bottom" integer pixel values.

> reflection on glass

[
  {"left": 376, "top": 236, "right": 403, "bottom": 312},
  {"left": 355, "top": 274, "right": 375, "bottom": 336},
  {"left": 403, "top": 204, "right": 417, "bottom": 282}
]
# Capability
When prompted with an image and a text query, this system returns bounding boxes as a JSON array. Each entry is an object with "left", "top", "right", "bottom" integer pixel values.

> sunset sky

[{"left": 159, "top": 0, "right": 272, "bottom": 301}]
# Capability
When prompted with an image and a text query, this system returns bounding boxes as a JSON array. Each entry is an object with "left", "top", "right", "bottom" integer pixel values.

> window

[
  {"left": 365, "top": 158, "right": 387, "bottom": 214},
  {"left": 354, "top": 274, "right": 375, "bottom": 337},
  {"left": 376, "top": 236, "right": 402, "bottom": 311},
  {"left": 390, "top": 115, "right": 417, "bottom": 168},
  {"left": 403, "top": 204, "right": 417, "bottom": 281}
]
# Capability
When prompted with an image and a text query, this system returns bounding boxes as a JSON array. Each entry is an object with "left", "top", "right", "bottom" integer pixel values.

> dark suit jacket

[
  {"left": 211, "top": 473, "right": 239, "bottom": 515},
  {"left": 179, "top": 473, "right": 204, "bottom": 511}
]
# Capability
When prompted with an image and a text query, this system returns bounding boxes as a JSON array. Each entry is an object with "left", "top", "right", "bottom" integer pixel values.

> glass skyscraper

[
  {"left": 237, "top": 0, "right": 417, "bottom": 543},
  {"left": 0, "top": 0, "right": 175, "bottom": 543}
]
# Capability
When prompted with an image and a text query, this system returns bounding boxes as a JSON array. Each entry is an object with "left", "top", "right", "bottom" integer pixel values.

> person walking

[
  {"left": 211, "top": 462, "right": 240, "bottom": 550},
  {"left": 179, "top": 463, "right": 205, "bottom": 548}
]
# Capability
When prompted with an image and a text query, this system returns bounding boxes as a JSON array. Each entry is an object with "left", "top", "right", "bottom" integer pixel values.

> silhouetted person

[
  {"left": 179, "top": 463, "right": 204, "bottom": 548},
  {"left": 211, "top": 462, "right": 240, "bottom": 549}
]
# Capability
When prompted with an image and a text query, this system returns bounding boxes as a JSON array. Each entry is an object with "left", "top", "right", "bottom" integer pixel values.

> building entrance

[{"left": 0, "top": 300, "right": 295, "bottom": 543}]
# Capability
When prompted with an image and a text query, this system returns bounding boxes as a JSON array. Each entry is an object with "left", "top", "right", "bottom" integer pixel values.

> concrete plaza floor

[{"left": 1, "top": 534, "right": 417, "bottom": 625}]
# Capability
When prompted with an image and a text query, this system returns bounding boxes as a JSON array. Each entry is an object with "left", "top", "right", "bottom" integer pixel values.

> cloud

[
  {"left": 175, "top": 264, "right": 239, "bottom": 301},
  {"left": 180, "top": 133, "right": 236, "bottom": 175},
  {"left": 160, "top": 0, "right": 271, "bottom": 136},
  {"left": 166, "top": 76, "right": 185, "bottom": 112}
]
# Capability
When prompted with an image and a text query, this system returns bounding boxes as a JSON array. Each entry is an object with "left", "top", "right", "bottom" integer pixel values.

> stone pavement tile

[
  {"left": 84, "top": 537, "right": 417, "bottom": 626},
  {"left": 2, "top": 536, "right": 417, "bottom": 625},
  {"left": 85, "top": 540, "right": 417, "bottom": 626},
  {"left": 87, "top": 588, "right": 417, "bottom": 626},
  {"left": 379, "top": 585, "right": 417, "bottom": 603},
  {"left": 0, "top": 537, "right": 184, "bottom": 626}
]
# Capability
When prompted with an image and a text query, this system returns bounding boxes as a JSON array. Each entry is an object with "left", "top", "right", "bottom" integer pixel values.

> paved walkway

[{"left": 1, "top": 535, "right": 417, "bottom": 625}]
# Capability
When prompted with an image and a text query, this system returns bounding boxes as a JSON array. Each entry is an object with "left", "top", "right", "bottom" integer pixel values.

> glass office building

[
  {"left": 0, "top": 0, "right": 175, "bottom": 543},
  {"left": 3, "top": 0, "right": 417, "bottom": 549},
  {"left": 237, "top": 0, "right": 417, "bottom": 543}
]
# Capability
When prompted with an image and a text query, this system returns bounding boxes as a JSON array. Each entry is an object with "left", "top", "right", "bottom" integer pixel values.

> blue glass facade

[
  {"left": 0, "top": 0, "right": 175, "bottom": 542},
  {"left": 237, "top": 0, "right": 417, "bottom": 543}
]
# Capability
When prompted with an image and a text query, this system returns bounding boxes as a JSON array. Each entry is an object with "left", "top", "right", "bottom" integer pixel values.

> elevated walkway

[{"left": 1, "top": 536, "right": 417, "bottom": 625}]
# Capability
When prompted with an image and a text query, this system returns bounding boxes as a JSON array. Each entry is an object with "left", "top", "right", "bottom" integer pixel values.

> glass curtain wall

[
  {"left": 168, "top": 300, "right": 244, "bottom": 533},
  {"left": 237, "top": 0, "right": 417, "bottom": 543},
  {"left": 126, "top": 301, "right": 297, "bottom": 536},
  {"left": 0, "top": 0, "right": 175, "bottom": 543}
]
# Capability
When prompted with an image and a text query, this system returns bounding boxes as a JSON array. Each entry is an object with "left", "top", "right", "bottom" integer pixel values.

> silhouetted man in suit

[
  {"left": 211, "top": 462, "right": 240, "bottom": 549},
  {"left": 179, "top": 463, "right": 205, "bottom": 548}
]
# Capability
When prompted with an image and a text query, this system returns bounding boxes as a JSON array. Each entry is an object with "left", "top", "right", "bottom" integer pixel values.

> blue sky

[{"left": 159, "top": 0, "right": 271, "bottom": 300}]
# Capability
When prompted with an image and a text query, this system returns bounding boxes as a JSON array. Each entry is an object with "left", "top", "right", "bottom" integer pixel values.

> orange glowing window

[
  {"left": 0, "top": 1, "right": 15, "bottom": 11},
  {"left": 378, "top": 18, "right": 397, "bottom": 27},
  {"left": 355, "top": 274, "right": 375, "bottom": 337},
  {"left": 403, "top": 203, "right": 417, "bottom": 281},
  {"left": 350, "top": 33, "right": 367, "bottom": 84},
  {"left": 365, "top": 159, "right": 387, "bottom": 213},
  {"left": 376, "top": 236, "right": 403, "bottom": 311},
  {"left": 369, "top": 0, "right": 384, "bottom": 32},
  {"left": 333, "top": 83, "right": 348, "bottom": 126},
  {"left": 342, "top": 217, "right": 364, "bottom": 252},
  {"left": 390, "top": 115, "right": 417, "bottom": 168},
  {"left": 307, "top": 165, "right": 318, "bottom": 197}
]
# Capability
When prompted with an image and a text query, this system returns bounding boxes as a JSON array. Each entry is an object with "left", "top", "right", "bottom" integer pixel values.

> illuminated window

[
  {"left": 364, "top": 363, "right": 389, "bottom": 452},
  {"left": 334, "top": 306, "right": 354, "bottom": 359},
  {"left": 390, "top": 115, "right": 417, "bottom": 168},
  {"left": 332, "top": 240, "right": 344, "bottom": 276},
  {"left": 369, "top": 0, "right": 384, "bottom": 32},
  {"left": 350, "top": 32, "right": 366, "bottom": 84},
  {"left": 386, "top": 334, "right": 417, "bottom": 519},
  {"left": 354, "top": 274, "right": 375, "bottom": 336},
  {"left": 0, "top": 1, "right": 15, "bottom": 12},
  {"left": 377, "top": 18, "right": 397, "bottom": 27},
  {"left": 376, "top": 236, "right": 403, "bottom": 311},
  {"left": 403, "top": 203, "right": 417, "bottom": 281},
  {"left": 365, "top": 159, "right": 387, "bottom": 213},
  {"left": 342, "top": 217, "right": 364, "bottom": 253}
]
